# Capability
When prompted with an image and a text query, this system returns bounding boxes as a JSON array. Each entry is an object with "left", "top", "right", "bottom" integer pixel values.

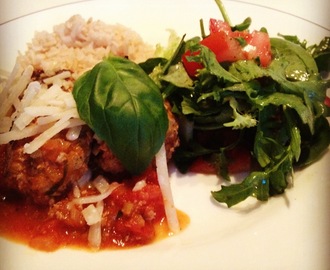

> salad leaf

[
  {"left": 188, "top": 44, "right": 240, "bottom": 83},
  {"left": 212, "top": 172, "right": 269, "bottom": 207},
  {"left": 279, "top": 35, "right": 330, "bottom": 71},
  {"left": 154, "top": 29, "right": 182, "bottom": 59},
  {"left": 296, "top": 115, "right": 330, "bottom": 166},
  {"left": 223, "top": 97, "right": 257, "bottom": 129},
  {"left": 72, "top": 0, "right": 329, "bottom": 208},
  {"left": 73, "top": 56, "right": 168, "bottom": 175},
  {"left": 152, "top": 9, "right": 329, "bottom": 207},
  {"left": 311, "top": 37, "right": 330, "bottom": 71}
]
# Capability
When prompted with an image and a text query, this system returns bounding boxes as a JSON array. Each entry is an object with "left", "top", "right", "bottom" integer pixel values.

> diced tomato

[
  {"left": 181, "top": 50, "right": 204, "bottom": 78},
  {"left": 188, "top": 146, "right": 252, "bottom": 175},
  {"left": 211, "top": 19, "right": 272, "bottom": 67},
  {"left": 243, "top": 30, "right": 272, "bottom": 67},
  {"left": 182, "top": 18, "right": 272, "bottom": 77},
  {"left": 200, "top": 31, "right": 245, "bottom": 63},
  {"left": 209, "top": 18, "right": 232, "bottom": 34},
  {"left": 324, "top": 96, "right": 330, "bottom": 107},
  {"left": 188, "top": 157, "right": 217, "bottom": 175},
  {"left": 226, "top": 146, "right": 252, "bottom": 174}
]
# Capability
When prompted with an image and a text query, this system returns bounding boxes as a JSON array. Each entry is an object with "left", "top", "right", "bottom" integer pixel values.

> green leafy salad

[{"left": 73, "top": 0, "right": 330, "bottom": 207}]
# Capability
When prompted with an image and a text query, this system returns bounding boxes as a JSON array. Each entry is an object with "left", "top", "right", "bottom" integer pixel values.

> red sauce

[{"left": 0, "top": 168, "right": 189, "bottom": 252}]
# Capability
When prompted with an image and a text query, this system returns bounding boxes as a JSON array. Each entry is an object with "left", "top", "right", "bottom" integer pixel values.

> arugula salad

[{"left": 74, "top": 0, "right": 330, "bottom": 207}]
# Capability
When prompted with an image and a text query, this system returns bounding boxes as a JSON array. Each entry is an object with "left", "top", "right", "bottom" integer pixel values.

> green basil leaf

[{"left": 73, "top": 56, "right": 168, "bottom": 174}]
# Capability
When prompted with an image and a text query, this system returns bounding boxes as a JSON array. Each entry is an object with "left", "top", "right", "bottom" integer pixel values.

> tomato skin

[
  {"left": 200, "top": 31, "right": 244, "bottom": 63},
  {"left": 209, "top": 18, "right": 231, "bottom": 34},
  {"left": 245, "top": 30, "right": 272, "bottom": 67},
  {"left": 181, "top": 50, "right": 203, "bottom": 78},
  {"left": 209, "top": 19, "right": 272, "bottom": 67}
]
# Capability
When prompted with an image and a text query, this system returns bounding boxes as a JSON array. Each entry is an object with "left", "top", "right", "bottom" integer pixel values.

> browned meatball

[
  {"left": 0, "top": 127, "right": 92, "bottom": 205},
  {"left": 94, "top": 101, "right": 179, "bottom": 174},
  {"left": 163, "top": 100, "right": 180, "bottom": 160}
]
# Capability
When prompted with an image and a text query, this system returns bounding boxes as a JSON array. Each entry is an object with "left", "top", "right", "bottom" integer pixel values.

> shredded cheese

[
  {"left": 72, "top": 177, "right": 119, "bottom": 249},
  {"left": 0, "top": 65, "right": 85, "bottom": 154},
  {"left": 0, "top": 65, "right": 34, "bottom": 119},
  {"left": 82, "top": 204, "right": 103, "bottom": 226},
  {"left": 72, "top": 182, "right": 120, "bottom": 205},
  {"left": 132, "top": 179, "right": 147, "bottom": 192},
  {"left": 92, "top": 175, "right": 111, "bottom": 194},
  {"left": 87, "top": 201, "right": 104, "bottom": 249},
  {"left": 155, "top": 143, "right": 180, "bottom": 234}
]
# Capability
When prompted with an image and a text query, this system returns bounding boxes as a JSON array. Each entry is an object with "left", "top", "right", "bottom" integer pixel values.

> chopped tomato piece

[
  {"left": 209, "top": 18, "right": 232, "bottom": 34},
  {"left": 188, "top": 146, "right": 252, "bottom": 175},
  {"left": 226, "top": 147, "right": 252, "bottom": 174},
  {"left": 181, "top": 50, "right": 203, "bottom": 78},
  {"left": 210, "top": 19, "right": 272, "bottom": 67},
  {"left": 182, "top": 19, "right": 272, "bottom": 77},
  {"left": 188, "top": 157, "right": 217, "bottom": 175},
  {"left": 244, "top": 30, "right": 272, "bottom": 67},
  {"left": 200, "top": 31, "right": 245, "bottom": 63},
  {"left": 324, "top": 96, "right": 330, "bottom": 107}
]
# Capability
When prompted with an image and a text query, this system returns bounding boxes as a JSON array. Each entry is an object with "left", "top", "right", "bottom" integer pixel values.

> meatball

[
  {"left": 94, "top": 101, "right": 179, "bottom": 174},
  {"left": 0, "top": 127, "right": 92, "bottom": 205}
]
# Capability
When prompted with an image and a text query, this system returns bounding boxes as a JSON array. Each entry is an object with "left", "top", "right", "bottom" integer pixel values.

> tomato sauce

[{"left": 0, "top": 168, "right": 189, "bottom": 252}]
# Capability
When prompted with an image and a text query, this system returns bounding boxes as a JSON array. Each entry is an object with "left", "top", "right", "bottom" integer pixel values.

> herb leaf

[
  {"left": 73, "top": 56, "right": 168, "bottom": 174},
  {"left": 212, "top": 172, "right": 269, "bottom": 207}
]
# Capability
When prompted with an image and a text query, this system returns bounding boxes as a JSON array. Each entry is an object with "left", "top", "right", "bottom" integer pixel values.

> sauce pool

[{"left": 0, "top": 190, "right": 189, "bottom": 252}]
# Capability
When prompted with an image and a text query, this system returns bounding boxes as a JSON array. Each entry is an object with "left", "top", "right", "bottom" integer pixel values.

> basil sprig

[{"left": 73, "top": 56, "right": 168, "bottom": 175}]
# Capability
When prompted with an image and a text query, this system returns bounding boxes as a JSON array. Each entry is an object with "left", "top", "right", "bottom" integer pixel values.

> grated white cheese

[
  {"left": 42, "top": 70, "right": 72, "bottom": 85},
  {"left": 0, "top": 65, "right": 34, "bottom": 119},
  {"left": 66, "top": 125, "right": 82, "bottom": 141},
  {"left": 0, "top": 122, "right": 53, "bottom": 144},
  {"left": 72, "top": 182, "right": 120, "bottom": 205},
  {"left": 132, "top": 179, "right": 147, "bottom": 192},
  {"left": 23, "top": 119, "right": 71, "bottom": 154},
  {"left": 155, "top": 143, "right": 180, "bottom": 234},
  {"left": 87, "top": 201, "right": 104, "bottom": 249},
  {"left": 0, "top": 65, "right": 85, "bottom": 154},
  {"left": 73, "top": 177, "right": 118, "bottom": 250},
  {"left": 93, "top": 175, "right": 111, "bottom": 194},
  {"left": 82, "top": 204, "right": 103, "bottom": 226},
  {"left": 72, "top": 183, "right": 81, "bottom": 199}
]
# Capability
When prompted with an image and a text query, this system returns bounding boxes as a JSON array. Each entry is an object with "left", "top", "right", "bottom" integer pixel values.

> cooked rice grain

[{"left": 17, "top": 15, "right": 154, "bottom": 78}]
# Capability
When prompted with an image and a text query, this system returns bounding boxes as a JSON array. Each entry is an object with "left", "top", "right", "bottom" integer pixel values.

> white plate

[{"left": 0, "top": 1, "right": 329, "bottom": 269}]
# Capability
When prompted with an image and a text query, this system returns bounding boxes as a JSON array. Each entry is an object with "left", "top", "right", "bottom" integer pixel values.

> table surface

[{"left": 1, "top": 0, "right": 330, "bottom": 30}]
